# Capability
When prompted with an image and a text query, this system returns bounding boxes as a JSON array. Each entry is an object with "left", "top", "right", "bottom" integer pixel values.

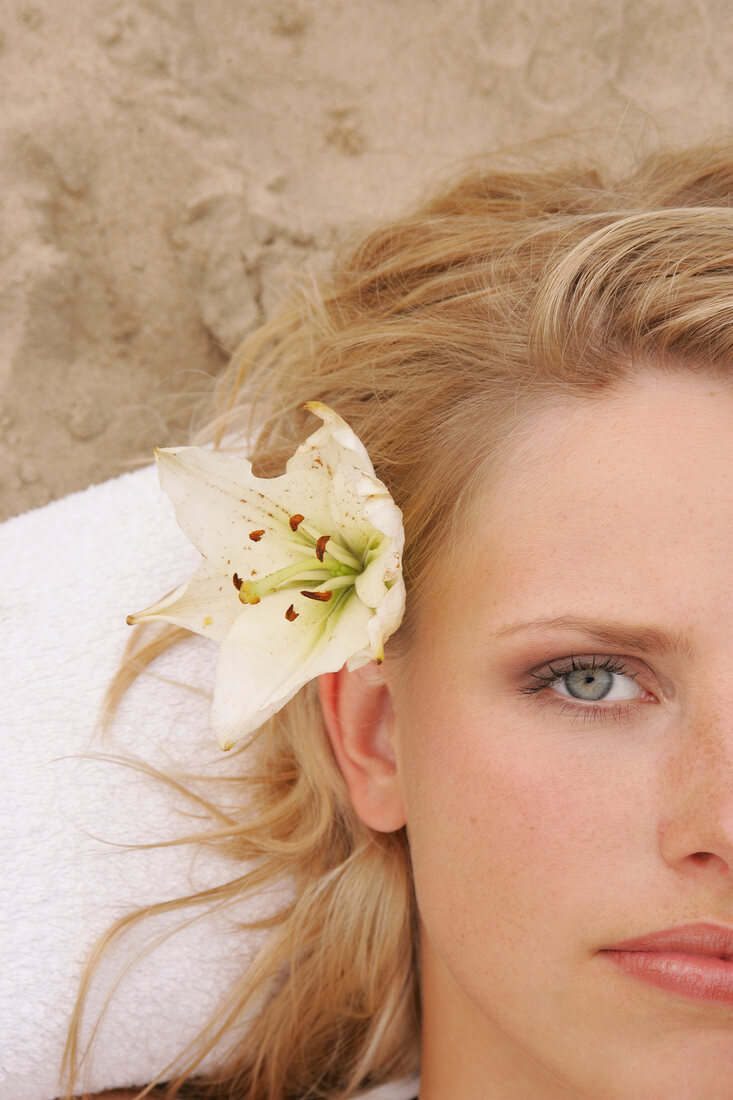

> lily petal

[
  {"left": 127, "top": 561, "right": 241, "bottom": 642},
  {"left": 156, "top": 447, "right": 326, "bottom": 574},
  {"left": 298, "top": 401, "right": 376, "bottom": 477},
  {"left": 364, "top": 575, "right": 407, "bottom": 662},
  {"left": 212, "top": 587, "right": 372, "bottom": 750}
]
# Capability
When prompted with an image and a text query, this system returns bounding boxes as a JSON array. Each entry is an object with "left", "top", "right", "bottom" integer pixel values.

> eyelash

[{"left": 520, "top": 655, "right": 648, "bottom": 725}]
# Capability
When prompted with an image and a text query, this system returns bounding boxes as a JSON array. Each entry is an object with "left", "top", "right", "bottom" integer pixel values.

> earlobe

[{"left": 319, "top": 665, "right": 406, "bottom": 833}]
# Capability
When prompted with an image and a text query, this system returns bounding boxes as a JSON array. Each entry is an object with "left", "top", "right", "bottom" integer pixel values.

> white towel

[{"left": 0, "top": 466, "right": 419, "bottom": 1100}]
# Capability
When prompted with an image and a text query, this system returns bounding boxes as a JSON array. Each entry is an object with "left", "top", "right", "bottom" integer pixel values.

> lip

[{"left": 601, "top": 923, "right": 733, "bottom": 1006}]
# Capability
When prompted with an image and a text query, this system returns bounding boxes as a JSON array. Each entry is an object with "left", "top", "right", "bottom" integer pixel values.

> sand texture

[{"left": 3, "top": 0, "right": 733, "bottom": 520}]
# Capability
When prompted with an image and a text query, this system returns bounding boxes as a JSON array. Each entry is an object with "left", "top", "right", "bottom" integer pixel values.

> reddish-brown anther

[
  {"left": 315, "top": 534, "right": 330, "bottom": 562},
  {"left": 289, "top": 514, "right": 305, "bottom": 531},
  {"left": 232, "top": 573, "right": 243, "bottom": 590},
  {"left": 249, "top": 529, "right": 265, "bottom": 541},
  {"left": 285, "top": 604, "right": 299, "bottom": 621},
  {"left": 300, "top": 589, "right": 333, "bottom": 602}
]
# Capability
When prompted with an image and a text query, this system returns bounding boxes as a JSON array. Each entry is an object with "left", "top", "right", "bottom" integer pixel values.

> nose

[{"left": 658, "top": 713, "right": 733, "bottom": 881}]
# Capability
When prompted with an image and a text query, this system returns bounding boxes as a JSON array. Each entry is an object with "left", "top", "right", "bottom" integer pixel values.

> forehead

[
  {"left": 448, "top": 370, "right": 733, "bottom": 636},
  {"left": 485, "top": 369, "right": 733, "bottom": 516}
]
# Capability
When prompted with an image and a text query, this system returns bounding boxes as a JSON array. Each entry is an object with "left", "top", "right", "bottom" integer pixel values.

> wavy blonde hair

[{"left": 64, "top": 138, "right": 733, "bottom": 1099}]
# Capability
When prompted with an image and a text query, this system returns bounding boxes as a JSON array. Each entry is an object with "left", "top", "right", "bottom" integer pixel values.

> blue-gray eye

[
  {"left": 562, "top": 667, "right": 613, "bottom": 701},
  {"left": 549, "top": 659, "right": 640, "bottom": 703}
]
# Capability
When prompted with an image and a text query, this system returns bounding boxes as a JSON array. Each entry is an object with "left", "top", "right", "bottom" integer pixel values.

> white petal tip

[
  {"left": 218, "top": 731, "right": 241, "bottom": 751},
  {"left": 126, "top": 606, "right": 161, "bottom": 626},
  {"left": 303, "top": 400, "right": 331, "bottom": 421},
  {"left": 126, "top": 605, "right": 169, "bottom": 627},
  {"left": 154, "top": 446, "right": 178, "bottom": 464}
]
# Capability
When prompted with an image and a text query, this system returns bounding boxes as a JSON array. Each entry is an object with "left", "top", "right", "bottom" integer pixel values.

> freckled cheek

[
  {"left": 400, "top": 710, "right": 630, "bottom": 951},
  {"left": 407, "top": 756, "right": 571, "bottom": 913}
]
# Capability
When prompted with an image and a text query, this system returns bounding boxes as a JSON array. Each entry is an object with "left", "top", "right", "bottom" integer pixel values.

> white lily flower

[{"left": 127, "top": 402, "right": 406, "bottom": 750}]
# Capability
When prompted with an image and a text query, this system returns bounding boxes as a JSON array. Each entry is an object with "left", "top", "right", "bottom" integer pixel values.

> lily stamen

[
  {"left": 311, "top": 574, "right": 357, "bottom": 592},
  {"left": 296, "top": 520, "right": 361, "bottom": 570},
  {"left": 239, "top": 559, "right": 333, "bottom": 604},
  {"left": 320, "top": 539, "right": 361, "bottom": 570}
]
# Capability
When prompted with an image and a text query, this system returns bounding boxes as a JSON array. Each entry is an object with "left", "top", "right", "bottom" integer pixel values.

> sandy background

[{"left": 3, "top": 0, "right": 733, "bottom": 521}]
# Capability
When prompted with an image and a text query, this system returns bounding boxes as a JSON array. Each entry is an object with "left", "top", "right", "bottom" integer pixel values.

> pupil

[{"left": 564, "top": 667, "right": 613, "bottom": 701}]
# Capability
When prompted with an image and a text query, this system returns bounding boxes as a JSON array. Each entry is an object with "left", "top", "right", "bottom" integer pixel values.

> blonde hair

[{"left": 64, "top": 139, "right": 733, "bottom": 1099}]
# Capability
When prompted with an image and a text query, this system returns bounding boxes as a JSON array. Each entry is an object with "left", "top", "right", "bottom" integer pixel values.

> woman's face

[{"left": 388, "top": 370, "right": 733, "bottom": 1099}]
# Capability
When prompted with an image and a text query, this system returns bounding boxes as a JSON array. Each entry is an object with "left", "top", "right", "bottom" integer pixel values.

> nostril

[
  {"left": 658, "top": 816, "right": 733, "bottom": 876},
  {"left": 686, "top": 850, "right": 731, "bottom": 876}
]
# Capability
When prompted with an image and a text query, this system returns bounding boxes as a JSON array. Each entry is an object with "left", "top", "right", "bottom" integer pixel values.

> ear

[{"left": 318, "top": 664, "right": 406, "bottom": 833}]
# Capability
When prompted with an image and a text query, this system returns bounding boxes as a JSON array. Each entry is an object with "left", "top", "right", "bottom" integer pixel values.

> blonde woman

[{"left": 66, "top": 140, "right": 733, "bottom": 1099}]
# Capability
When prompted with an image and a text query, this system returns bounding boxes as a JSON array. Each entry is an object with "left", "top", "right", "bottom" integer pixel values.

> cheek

[{"left": 397, "top": 682, "right": 647, "bottom": 964}]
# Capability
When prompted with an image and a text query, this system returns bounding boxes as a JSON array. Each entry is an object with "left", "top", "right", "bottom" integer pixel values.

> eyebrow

[{"left": 494, "top": 616, "right": 696, "bottom": 660}]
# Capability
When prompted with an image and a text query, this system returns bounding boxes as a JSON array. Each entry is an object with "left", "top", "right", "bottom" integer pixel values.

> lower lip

[{"left": 602, "top": 950, "right": 733, "bottom": 1006}]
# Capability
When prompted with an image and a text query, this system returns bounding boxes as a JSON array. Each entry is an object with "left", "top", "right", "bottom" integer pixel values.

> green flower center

[{"left": 234, "top": 518, "right": 365, "bottom": 606}]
